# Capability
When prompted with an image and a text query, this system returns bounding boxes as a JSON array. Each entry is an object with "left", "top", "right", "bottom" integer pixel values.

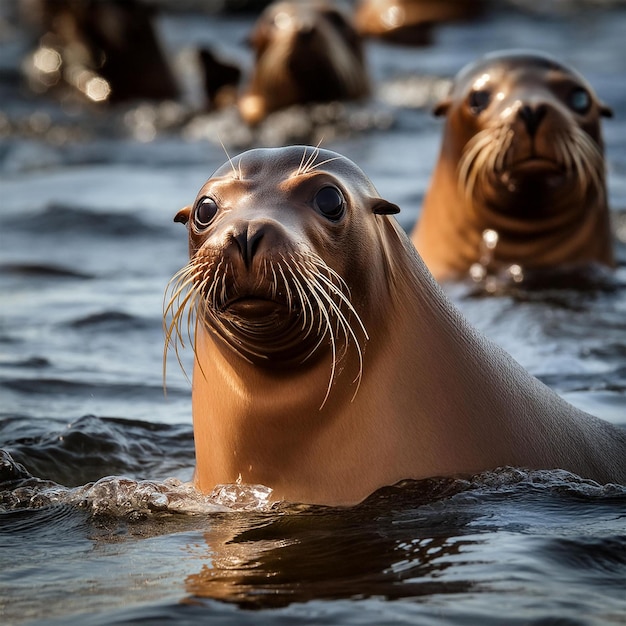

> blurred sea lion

[
  {"left": 354, "top": 0, "right": 484, "bottom": 45},
  {"left": 239, "top": 0, "right": 369, "bottom": 125},
  {"left": 198, "top": 47, "right": 241, "bottom": 110},
  {"left": 21, "top": 0, "right": 178, "bottom": 103},
  {"left": 411, "top": 50, "right": 614, "bottom": 281}
]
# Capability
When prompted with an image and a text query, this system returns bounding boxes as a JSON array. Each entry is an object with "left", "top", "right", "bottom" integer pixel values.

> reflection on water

[
  {"left": 184, "top": 488, "right": 478, "bottom": 609},
  {"left": 3, "top": 448, "right": 625, "bottom": 625}
]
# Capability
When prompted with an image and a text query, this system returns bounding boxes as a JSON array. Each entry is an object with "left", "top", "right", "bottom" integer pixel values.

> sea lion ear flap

[
  {"left": 600, "top": 103, "right": 613, "bottom": 118},
  {"left": 433, "top": 97, "right": 452, "bottom": 117},
  {"left": 372, "top": 199, "right": 400, "bottom": 215},
  {"left": 174, "top": 206, "right": 191, "bottom": 224}
]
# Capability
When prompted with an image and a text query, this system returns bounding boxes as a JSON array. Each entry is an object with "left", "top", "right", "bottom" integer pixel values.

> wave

[
  {"left": 0, "top": 262, "right": 94, "bottom": 279},
  {"left": 2, "top": 436, "right": 624, "bottom": 520},
  {"left": 66, "top": 310, "right": 153, "bottom": 331},
  {"left": 5, "top": 204, "right": 168, "bottom": 238},
  {"left": 0, "top": 415, "right": 194, "bottom": 487}
]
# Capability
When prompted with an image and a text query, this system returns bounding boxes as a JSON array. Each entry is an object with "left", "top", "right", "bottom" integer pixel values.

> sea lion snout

[
  {"left": 223, "top": 218, "right": 290, "bottom": 269},
  {"left": 517, "top": 102, "right": 548, "bottom": 137}
]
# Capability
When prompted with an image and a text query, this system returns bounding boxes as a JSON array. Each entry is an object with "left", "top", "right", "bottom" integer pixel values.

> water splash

[
  {"left": 210, "top": 474, "right": 274, "bottom": 511},
  {"left": 0, "top": 450, "right": 274, "bottom": 518},
  {"left": 469, "top": 229, "right": 525, "bottom": 293}
]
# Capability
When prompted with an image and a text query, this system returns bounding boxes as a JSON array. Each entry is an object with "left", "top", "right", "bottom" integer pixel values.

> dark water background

[{"left": 1, "top": 1, "right": 626, "bottom": 624}]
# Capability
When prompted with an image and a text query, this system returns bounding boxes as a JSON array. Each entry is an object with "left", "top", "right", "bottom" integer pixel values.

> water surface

[{"left": 1, "top": 3, "right": 626, "bottom": 625}]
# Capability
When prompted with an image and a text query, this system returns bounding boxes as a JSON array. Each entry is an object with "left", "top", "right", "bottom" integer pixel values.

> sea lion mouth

[
  {"left": 500, "top": 158, "right": 566, "bottom": 190},
  {"left": 506, "top": 157, "right": 563, "bottom": 175},
  {"left": 223, "top": 296, "right": 291, "bottom": 317},
  {"left": 164, "top": 249, "right": 369, "bottom": 408},
  {"left": 459, "top": 122, "right": 605, "bottom": 206}
]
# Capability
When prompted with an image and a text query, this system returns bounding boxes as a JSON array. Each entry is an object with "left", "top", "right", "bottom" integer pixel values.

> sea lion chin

[
  {"left": 166, "top": 145, "right": 626, "bottom": 506},
  {"left": 411, "top": 50, "right": 615, "bottom": 281}
]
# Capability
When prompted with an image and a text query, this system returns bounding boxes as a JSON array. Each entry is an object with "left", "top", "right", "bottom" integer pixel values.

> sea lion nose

[
  {"left": 232, "top": 223, "right": 265, "bottom": 268},
  {"left": 518, "top": 103, "right": 548, "bottom": 136}
]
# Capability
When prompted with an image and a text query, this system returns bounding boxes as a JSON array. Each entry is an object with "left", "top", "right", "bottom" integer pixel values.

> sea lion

[
  {"left": 411, "top": 50, "right": 615, "bottom": 281},
  {"left": 238, "top": 0, "right": 369, "bottom": 125},
  {"left": 354, "top": 0, "right": 484, "bottom": 45},
  {"left": 166, "top": 145, "right": 626, "bottom": 506},
  {"left": 22, "top": 0, "right": 178, "bottom": 103},
  {"left": 198, "top": 47, "right": 241, "bottom": 111}
]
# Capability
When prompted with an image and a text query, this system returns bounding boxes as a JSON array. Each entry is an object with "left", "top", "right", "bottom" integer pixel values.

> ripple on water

[
  {"left": 4, "top": 204, "right": 169, "bottom": 238},
  {"left": 0, "top": 415, "right": 195, "bottom": 487}
]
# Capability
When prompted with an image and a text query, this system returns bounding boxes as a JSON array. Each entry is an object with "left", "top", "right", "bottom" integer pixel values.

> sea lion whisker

[
  {"left": 277, "top": 262, "right": 294, "bottom": 312},
  {"left": 569, "top": 137, "right": 588, "bottom": 194},
  {"left": 164, "top": 273, "right": 200, "bottom": 349},
  {"left": 303, "top": 148, "right": 320, "bottom": 175},
  {"left": 269, "top": 264, "right": 279, "bottom": 300},
  {"left": 294, "top": 260, "right": 330, "bottom": 359},
  {"left": 219, "top": 263, "right": 231, "bottom": 307},
  {"left": 315, "top": 284, "right": 364, "bottom": 400},
  {"left": 285, "top": 256, "right": 317, "bottom": 336},
  {"left": 458, "top": 128, "right": 497, "bottom": 201},
  {"left": 310, "top": 280, "right": 351, "bottom": 358},
  {"left": 296, "top": 146, "right": 310, "bottom": 178},
  {"left": 168, "top": 288, "right": 196, "bottom": 347},
  {"left": 313, "top": 255, "right": 352, "bottom": 294},
  {"left": 306, "top": 284, "right": 337, "bottom": 410},
  {"left": 163, "top": 284, "right": 202, "bottom": 389},
  {"left": 163, "top": 264, "right": 199, "bottom": 317},
  {"left": 219, "top": 138, "right": 240, "bottom": 180},
  {"left": 299, "top": 262, "right": 330, "bottom": 337},
  {"left": 300, "top": 142, "right": 325, "bottom": 176},
  {"left": 562, "top": 135, "right": 575, "bottom": 174},
  {"left": 186, "top": 289, "right": 202, "bottom": 350},
  {"left": 495, "top": 127, "right": 514, "bottom": 173},
  {"left": 311, "top": 269, "right": 368, "bottom": 341},
  {"left": 554, "top": 136, "right": 568, "bottom": 173},
  {"left": 305, "top": 156, "right": 346, "bottom": 173},
  {"left": 575, "top": 130, "right": 605, "bottom": 195},
  {"left": 308, "top": 273, "right": 365, "bottom": 397},
  {"left": 204, "top": 258, "right": 225, "bottom": 308}
]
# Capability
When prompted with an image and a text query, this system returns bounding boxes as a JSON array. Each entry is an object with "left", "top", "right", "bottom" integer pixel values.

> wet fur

[
  {"left": 412, "top": 51, "right": 614, "bottom": 280},
  {"left": 166, "top": 145, "right": 626, "bottom": 505},
  {"left": 239, "top": 0, "right": 369, "bottom": 124}
]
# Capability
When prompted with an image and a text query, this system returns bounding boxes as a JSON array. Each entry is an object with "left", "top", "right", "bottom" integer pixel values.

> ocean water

[{"left": 1, "top": 2, "right": 626, "bottom": 625}]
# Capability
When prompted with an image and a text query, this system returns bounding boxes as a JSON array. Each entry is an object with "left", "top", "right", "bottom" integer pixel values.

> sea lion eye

[
  {"left": 194, "top": 196, "right": 218, "bottom": 229},
  {"left": 468, "top": 89, "right": 491, "bottom": 114},
  {"left": 314, "top": 186, "right": 345, "bottom": 222},
  {"left": 568, "top": 87, "right": 591, "bottom": 114}
]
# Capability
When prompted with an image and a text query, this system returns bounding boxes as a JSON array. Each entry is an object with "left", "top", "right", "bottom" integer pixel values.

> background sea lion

[
  {"left": 411, "top": 50, "right": 615, "bottom": 281},
  {"left": 354, "top": 0, "right": 484, "bottom": 46},
  {"left": 167, "top": 145, "right": 626, "bottom": 506},
  {"left": 21, "top": 0, "right": 179, "bottom": 103},
  {"left": 238, "top": 0, "right": 369, "bottom": 125}
]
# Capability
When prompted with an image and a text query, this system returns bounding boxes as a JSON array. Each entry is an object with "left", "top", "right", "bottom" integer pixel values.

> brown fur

[
  {"left": 238, "top": 0, "right": 369, "bottom": 124},
  {"left": 354, "top": 0, "right": 484, "bottom": 45},
  {"left": 167, "top": 145, "right": 626, "bottom": 506},
  {"left": 411, "top": 50, "right": 614, "bottom": 281}
]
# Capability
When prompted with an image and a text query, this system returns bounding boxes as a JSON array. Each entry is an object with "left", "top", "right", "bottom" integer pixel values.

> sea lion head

[
  {"left": 166, "top": 146, "right": 399, "bottom": 405},
  {"left": 239, "top": 0, "right": 369, "bottom": 124},
  {"left": 435, "top": 50, "right": 612, "bottom": 228}
]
